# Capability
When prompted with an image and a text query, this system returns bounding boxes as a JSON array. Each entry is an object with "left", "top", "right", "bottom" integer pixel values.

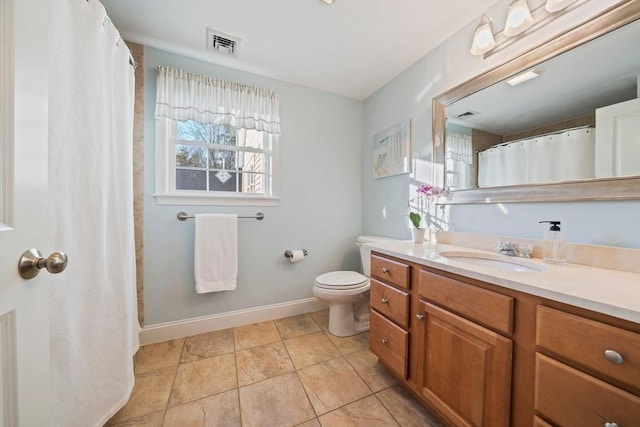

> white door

[
  {"left": 0, "top": 1, "right": 53, "bottom": 425},
  {"left": 595, "top": 97, "right": 640, "bottom": 178}
]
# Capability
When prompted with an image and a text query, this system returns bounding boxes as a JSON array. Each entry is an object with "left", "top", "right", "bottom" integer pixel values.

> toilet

[{"left": 313, "top": 235, "right": 396, "bottom": 337}]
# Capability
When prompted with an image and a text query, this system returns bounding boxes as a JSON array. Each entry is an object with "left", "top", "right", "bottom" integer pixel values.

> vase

[{"left": 411, "top": 227, "right": 425, "bottom": 243}]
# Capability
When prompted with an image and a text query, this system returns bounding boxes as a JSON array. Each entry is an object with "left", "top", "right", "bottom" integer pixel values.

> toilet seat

[{"left": 314, "top": 271, "right": 368, "bottom": 290}]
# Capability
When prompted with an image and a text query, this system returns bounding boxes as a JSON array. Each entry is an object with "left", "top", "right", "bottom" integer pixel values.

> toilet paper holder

[{"left": 284, "top": 249, "right": 308, "bottom": 259}]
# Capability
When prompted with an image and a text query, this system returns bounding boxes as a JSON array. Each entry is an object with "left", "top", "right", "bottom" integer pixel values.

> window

[
  {"left": 155, "top": 118, "right": 278, "bottom": 205},
  {"left": 175, "top": 120, "right": 273, "bottom": 194},
  {"left": 154, "top": 66, "right": 280, "bottom": 205}
]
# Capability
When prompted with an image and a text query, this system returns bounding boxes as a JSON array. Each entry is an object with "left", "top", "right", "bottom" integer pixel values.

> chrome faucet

[
  {"left": 497, "top": 242, "right": 518, "bottom": 257},
  {"left": 497, "top": 241, "right": 533, "bottom": 258}
]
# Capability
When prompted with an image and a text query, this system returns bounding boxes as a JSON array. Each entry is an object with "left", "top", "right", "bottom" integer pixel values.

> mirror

[{"left": 433, "top": 1, "right": 640, "bottom": 204}]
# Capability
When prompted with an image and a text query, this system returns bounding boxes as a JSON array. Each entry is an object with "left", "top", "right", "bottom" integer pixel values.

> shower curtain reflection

[{"left": 478, "top": 127, "right": 595, "bottom": 188}]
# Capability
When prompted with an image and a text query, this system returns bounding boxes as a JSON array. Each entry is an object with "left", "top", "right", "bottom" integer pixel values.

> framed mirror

[{"left": 433, "top": 0, "right": 640, "bottom": 204}]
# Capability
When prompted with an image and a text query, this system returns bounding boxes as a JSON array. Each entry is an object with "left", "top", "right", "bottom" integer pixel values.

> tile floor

[{"left": 106, "top": 310, "right": 444, "bottom": 427}]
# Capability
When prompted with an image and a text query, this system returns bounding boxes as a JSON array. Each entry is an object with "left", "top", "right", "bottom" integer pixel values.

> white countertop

[{"left": 365, "top": 241, "right": 640, "bottom": 324}]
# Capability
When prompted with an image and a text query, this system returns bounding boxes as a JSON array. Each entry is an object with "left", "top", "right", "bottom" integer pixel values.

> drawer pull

[
  {"left": 380, "top": 297, "right": 389, "bottom": 304},
  {"left": 416, "top": 313, "right": 425, "bottom": 321},
  {"left": 603, "top": 349, "right": 624, "bottom": 365},
  {"left": 381, "top": 338, "right": 388, "bottom": 345},
  {"left": 604, "top": 423, "right": 620, "bottom": 427},
  {"left": 381, "top": 267, "right": 389, "bottom": 274}
]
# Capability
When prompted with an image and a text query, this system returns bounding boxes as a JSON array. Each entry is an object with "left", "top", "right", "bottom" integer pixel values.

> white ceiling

[{"left": 101, "top": 0, "right": 498, "bottom": 100}]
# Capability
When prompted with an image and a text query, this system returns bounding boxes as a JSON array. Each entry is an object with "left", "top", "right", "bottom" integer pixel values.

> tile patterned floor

[{"left": 106, "top": 310, "right": 444, "bottom": 427}]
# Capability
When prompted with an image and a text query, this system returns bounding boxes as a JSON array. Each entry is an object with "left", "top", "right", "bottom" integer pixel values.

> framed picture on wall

[{"left": 373, "top": 119, "right": 411, "bottom": 179}]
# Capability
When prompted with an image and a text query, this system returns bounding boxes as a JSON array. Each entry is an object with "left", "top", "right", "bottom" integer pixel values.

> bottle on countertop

[{"left": 539, "top": 221, "right": 566, "bottom": 265}]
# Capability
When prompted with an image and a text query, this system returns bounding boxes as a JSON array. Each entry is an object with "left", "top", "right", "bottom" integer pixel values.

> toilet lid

[{"left": 314, "top": 271, "right": 368, "bottom": 290}]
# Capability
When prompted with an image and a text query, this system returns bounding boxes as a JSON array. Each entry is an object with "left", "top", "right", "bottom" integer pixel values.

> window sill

[{"left": 153, "top": 192, "right": 280, "bottom": 207}]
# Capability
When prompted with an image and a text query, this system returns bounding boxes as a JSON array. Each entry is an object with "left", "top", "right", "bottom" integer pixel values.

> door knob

[{"left": 18, "top": 249, "right": 68, "bottom": 279}]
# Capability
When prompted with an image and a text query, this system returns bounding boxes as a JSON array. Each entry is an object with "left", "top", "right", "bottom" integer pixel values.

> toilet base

[{"left": 328, "top": 302, "right": 370, "bottom": 337}]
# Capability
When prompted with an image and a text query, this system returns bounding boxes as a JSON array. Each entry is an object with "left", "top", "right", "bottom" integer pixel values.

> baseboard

[{"left": 139, "top": 297, "right": 328, "bottom": 345}]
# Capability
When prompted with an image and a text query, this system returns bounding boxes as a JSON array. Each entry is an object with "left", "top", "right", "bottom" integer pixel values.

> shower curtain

[
  {"left": 49, "top": 1, "right": 139, "bottom": 425},
  {"left": 478, "top": 127, "right": 595, "bottom": 187}
]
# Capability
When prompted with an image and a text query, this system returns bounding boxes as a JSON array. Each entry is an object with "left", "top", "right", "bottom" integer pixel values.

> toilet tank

[{"left": 357, "top": 235, "right": 397, "bottom": 276}]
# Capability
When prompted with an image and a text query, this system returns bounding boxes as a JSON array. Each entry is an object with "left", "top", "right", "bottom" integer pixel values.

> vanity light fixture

[
  {"left": 470, "top": 15, "right": 496, "bottom": 56},
  {"left": 504, "top": 0, "right": 534, "bottom": 37},
  {"left": 322, "top": 0, "right": 335, "bottom": 4},
  {"left": 506, "top": 68, "right": 542, "bottom": 86},
  {"left": 470, "top": 0, "right": 587, "bottom": 58}
]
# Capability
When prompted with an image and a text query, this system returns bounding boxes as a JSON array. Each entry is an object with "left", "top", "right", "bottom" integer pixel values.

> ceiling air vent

[
  {"left": 207, "top": 28, "right": 241, "bottom": 57},
  {"left": 457, "top": 111, "right": 479, "bottom": 119}
]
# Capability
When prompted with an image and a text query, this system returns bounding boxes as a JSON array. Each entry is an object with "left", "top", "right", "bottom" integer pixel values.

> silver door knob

[
  {"left": 18, "top": 249, "right": 68, "bottom": 279},
  {"left": 381, "top": 267, "right": 389, "bottom": 273}
]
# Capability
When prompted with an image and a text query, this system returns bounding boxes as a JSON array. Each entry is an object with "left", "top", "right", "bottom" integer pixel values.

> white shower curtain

[
  {"left": 478, "top": 127, "right": 595, "bottom": 187},
  {"left": 49, "top": 1, "right": 139, "bottom": 426}
]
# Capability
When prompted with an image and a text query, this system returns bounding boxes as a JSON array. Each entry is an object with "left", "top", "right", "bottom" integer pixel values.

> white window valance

[{"left": 155, "top": 66, "right": 281, "bottom": 134}]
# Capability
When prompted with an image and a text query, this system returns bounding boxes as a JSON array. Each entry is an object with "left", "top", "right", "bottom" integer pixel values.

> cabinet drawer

[
  {"left": 536, "top": 306, "right": 640, "bottom": 390},
  {"left": 370, "top": 279, "right": 409, "bottom": 328},
  {"left": 371, "top": 255, "right": 410, "bottom": 290},
  {"left": 419, "top": 270, "right": 514, "bottom": 336},
  {"left": 370, "top": 310, "right": 408, "bottom": 379},
  {"left": 535, "top": 353, "right": 640, "bottom": 426}
]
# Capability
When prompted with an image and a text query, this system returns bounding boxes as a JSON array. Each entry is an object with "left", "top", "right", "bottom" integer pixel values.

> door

[
  {"left": 595, "top": 97, "right": 640, "bottom": 178},
  {"left": 0, "top": 1, "right": 52, "bottom": 425},
  {"left": 420, "top": 302, "right": 512, "bottom": 427}
]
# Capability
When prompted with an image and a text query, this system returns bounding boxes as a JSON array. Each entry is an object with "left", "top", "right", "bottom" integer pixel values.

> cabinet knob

[
  {"left": 381, "top": 297, "right": 389, "bottom": 304},
  {"left": 381, "top": 267, "right": 389, "bottom": 274},
  {"left": 380, "top": 338, "right": 388, "bottom": 345},
  {"left": 604, "top": 423, "right": 620, "bottom": 427},
  {"left": 416, "top": 314, "right": 425, "bottom": 321},
  {"left": 604, "top": 349, "right": 624, "bottom": 365}
]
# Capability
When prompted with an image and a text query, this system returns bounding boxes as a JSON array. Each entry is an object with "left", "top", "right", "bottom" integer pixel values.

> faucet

[
  {"left": 497, "top": 241, "right": 533, "bottom": 258},
  {"left": 497, "top": 242, "right": 518, "bottom": 257}
]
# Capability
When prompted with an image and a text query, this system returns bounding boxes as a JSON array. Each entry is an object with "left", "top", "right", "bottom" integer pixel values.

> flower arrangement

[{"left": 408, "top": 184, "right": 443, "bottom": 229}]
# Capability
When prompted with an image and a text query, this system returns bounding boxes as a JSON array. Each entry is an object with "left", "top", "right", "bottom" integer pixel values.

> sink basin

[{"left": 439, "top": 251, "right": 544, "bottom": 273}]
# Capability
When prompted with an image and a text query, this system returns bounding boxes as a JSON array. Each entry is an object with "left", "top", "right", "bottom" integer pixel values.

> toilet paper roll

[{"left": 289, "top": 250, "right": 305, "bottom": 263}]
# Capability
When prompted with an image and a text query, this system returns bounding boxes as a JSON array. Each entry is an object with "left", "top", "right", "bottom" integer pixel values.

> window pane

[
  {"left": 238, "top": 151, "right": 265, "bottom": 173},
  {"left": 240, "top": 172, "right": 265, "bottom": 194},
  {"left": 176, "top": 145, "right": 207, "bottom": 167},
  {"left": 209, "top": 171, "right": 237, "bottom": 192},
  {"left": 177, "top": 120, "right": 236, "bottom": 146},
  {"left": 238, "top": 128, "right": 264, "bottom": 149},
  {"left": 209, "top": 148, "right": 236, "bottom": 170},
  {"left": 176, "top": 169, "right": 207, "bottom": 190}
]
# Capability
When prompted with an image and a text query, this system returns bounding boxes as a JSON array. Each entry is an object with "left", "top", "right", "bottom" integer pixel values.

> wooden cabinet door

[{"left": 420, "top": 302, "right": 513, "bottom": 427}]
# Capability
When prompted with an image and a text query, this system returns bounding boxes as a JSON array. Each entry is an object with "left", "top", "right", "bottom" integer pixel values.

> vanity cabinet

[
  {"left": 534, "top": 306, "right": 640, "bottom": 426},
  {"left": 418, "top": 270, "right": 513, "bottom": 427},
  {"left": 369, "top": 251, "right": 640, "bottom": 427}
]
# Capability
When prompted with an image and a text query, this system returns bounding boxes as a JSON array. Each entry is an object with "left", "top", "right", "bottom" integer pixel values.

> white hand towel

[{"left": 195, "top": 214, "right": 238, "bottom": 293}]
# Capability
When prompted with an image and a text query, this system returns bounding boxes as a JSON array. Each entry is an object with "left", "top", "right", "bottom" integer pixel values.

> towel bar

[{"left": 177, "top": 212, "right": 265, "bottom": 221}]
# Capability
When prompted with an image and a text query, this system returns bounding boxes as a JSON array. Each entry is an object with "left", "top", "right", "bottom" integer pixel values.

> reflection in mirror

[{"left": 444, "top": 18, "right": 640, "bottom": 191}]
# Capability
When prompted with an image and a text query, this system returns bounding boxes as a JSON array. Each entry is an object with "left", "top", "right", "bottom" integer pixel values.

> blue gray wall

[
  {"left": 143, "top": 0, "right": 639, "bottom": 327},
  {"left": 362, "top": 0, "right": 640, "bottom": 248},
  {"left": 143, "top": 47, "right": 363, "bottom": 325}
]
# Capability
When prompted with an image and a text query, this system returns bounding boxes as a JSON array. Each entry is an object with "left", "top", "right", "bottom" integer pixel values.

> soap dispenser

[{"left": 539, "top": 221, "right": 566, "bottom": 265}]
